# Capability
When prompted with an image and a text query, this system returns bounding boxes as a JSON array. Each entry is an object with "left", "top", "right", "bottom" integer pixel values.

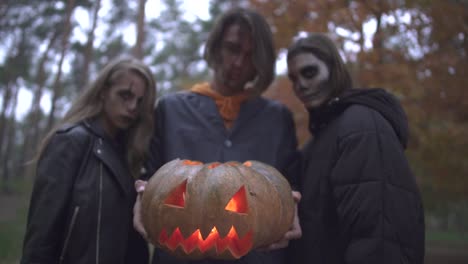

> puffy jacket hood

[{"left": 308, "top": 88, "right": 409, "bottom": 148}]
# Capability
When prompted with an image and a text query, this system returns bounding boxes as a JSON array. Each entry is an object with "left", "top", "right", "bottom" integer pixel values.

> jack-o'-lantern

[{"left": 140, "top": 159, "right": 294, "bottom": 260}]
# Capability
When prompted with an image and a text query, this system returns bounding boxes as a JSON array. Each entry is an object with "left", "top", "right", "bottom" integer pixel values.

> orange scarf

[{"left": 191, "top": 82, "right": 249, "bottom": 129}]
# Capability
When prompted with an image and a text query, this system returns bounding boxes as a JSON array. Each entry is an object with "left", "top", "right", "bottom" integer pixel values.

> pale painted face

[
  {"left": 101, "top": 71, "right": 146, "bottom": 138},
  {"left": 287, "top": 53, "right": 332, "bottom": 109}
]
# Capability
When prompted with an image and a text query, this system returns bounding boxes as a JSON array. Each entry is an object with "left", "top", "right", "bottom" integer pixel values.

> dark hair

[
  {"left": 204, "top": 8, "right": 276, "bottom": 95},
  {"left": 287, "top": 33, "right": 352, "bottom": 97}
]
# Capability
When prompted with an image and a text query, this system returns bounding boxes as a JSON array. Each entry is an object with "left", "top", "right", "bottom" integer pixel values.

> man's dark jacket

[
  {"left": 145, "top": 91, "right": 299, "bottom": 264},
  {"left": 288, "top": 88, "right": 425, "bottom": 264},
  {"left": 21, "top": 120, "right": 148, "bottom": 264}
]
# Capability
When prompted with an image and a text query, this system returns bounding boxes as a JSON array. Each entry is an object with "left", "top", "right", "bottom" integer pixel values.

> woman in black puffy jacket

[
  {"left": 286, "top": 33, "right": 425, "bottom": 264},
  {"left": 21, "top": 56, "right": 156, "bottom": 264}
]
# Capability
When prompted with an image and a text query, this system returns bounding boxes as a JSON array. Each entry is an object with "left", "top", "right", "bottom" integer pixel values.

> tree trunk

[
  {"left": 0, "top": 81, "right": 13, "bottom": 154},
  {"left": 80, "top": 0, "right": 101, "bottom": 90},
  {"left": 1, "top": 84, "right": 19, "bottom": 193},
  {"left": 18, "top": 33, "right": 59, "bottom": 178},
  {"left": 133, "top": 0, "right": 147, "bottom": 59},
  {"left": 373, "top": 12, "right": 383, "bottom": 64},
  {"left": 46, "top": 0, "right": 76, "bottom": 132}
]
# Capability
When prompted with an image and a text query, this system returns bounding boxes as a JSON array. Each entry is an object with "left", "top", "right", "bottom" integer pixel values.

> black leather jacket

[{"left": 21, "top": 119, "right": 148, "bottom": 264}]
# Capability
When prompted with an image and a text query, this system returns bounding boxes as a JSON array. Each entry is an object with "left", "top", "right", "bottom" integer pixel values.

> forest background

[{"left": 0, "top": 0, "right": 467, "bottom": 263}]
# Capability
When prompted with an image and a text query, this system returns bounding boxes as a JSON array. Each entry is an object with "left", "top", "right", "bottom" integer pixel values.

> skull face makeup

[{"left": 287, "top": 53, "right": 332, "bottom": 109}]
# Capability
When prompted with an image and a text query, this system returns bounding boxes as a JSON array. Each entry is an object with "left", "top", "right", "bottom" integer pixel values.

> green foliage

[
  {"left": 0, "top": 178, "right": 32, "bottom": 263},
  {"left": 148, "top": 0, "right": 211, "bottom": 92},
  {"left": 107, "top": 0, "right": 138, "bottom": 25},
  {"left": 409, "top": 120, "right": 468, "bottom": 203},
  {"left": 0, "top": 208, "right": 28, "bottom": 262},
  {"left": 427, "top": 230, "right": 468, "bottom": 243}
]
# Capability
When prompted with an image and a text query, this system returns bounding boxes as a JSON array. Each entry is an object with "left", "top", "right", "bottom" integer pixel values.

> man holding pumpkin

[
  {"left": 134, "top": 7, "right": 302, "bottom": 264},
  {"left": 285, "top": 33, "right": 425, "bottom": 264}
]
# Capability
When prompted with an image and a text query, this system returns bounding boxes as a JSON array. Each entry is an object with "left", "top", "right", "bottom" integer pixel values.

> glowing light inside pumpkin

[
  {"left": 159, "top": 226, "right": 253, "bottom": 258},
  {"left": 208, "top": 162, "right": 221, "bottom": 169},
  {"left": 243, "top": 161, "right": 252, "bottom": 167},
  {"left": 164, "top": 180, "right": 187, "bottom": 207},
  {"left": 225, "top": 186, "right": 248, "bottom": 213},
  {"left": 183, "top": 160, "right": 203, "bottom": 165}
]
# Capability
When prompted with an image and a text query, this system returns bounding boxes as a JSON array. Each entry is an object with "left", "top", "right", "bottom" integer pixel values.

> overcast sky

[
  {"left": 8, "top": 0, "right": 387, "bottom": 119},
  {"left": 12, "top": 0, "right": 212, "bottom": 119}
]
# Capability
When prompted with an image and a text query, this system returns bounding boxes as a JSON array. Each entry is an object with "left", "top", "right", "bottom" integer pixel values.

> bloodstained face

[
  {"left": 101, "top": 71, "right": 146, "bottom": 138},
  {"left": 287, "top": 53, "right": 332, "bottom": 109},
  {"left": 214, "top": 23, "right": 257, "bottom": 96}
]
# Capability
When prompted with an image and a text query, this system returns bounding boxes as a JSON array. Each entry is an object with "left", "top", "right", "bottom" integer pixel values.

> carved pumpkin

[{"left": 141, "top": 159, "right": 294, "bottom": 260}]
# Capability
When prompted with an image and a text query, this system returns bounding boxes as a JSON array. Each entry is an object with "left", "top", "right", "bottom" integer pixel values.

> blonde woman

[{"left": 21, "top": 56, "right": 156, "bottom": 264}]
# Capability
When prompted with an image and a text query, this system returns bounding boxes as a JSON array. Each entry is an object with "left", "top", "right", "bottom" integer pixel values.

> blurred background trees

[
  {"left": 0, "top": 0, "right": 467, "bottom": 255},
  {"left": 255, "top": 0, "right": 468, "bottom": 235}
]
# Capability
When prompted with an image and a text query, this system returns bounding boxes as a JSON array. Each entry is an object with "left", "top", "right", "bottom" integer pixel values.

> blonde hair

[{"left": 36, "top": 56, "right": 157, "bottom": 178}]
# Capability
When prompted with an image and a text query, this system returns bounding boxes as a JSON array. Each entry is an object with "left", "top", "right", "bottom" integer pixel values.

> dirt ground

[
  {"left": 425, "top": 242, "right": 468, "bottom": 264},
  {"left": 0, "top": 193, "right": 24, "bottom": 223},
  {"left": 2, "top": 193, "right": 467, "bottom": 264}
]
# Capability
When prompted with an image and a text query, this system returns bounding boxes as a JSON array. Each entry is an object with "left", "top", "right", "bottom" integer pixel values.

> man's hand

[
  {"left": 258, "top": 191, "right": 302, "bottom": 251},
  {"left": 133, "top": 180, "right": 148, "bottom": 239}
]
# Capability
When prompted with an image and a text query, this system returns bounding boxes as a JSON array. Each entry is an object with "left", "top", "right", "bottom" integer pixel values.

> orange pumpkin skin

[{"left": 141, "top": 159, "right": 295, "bottom": 260}]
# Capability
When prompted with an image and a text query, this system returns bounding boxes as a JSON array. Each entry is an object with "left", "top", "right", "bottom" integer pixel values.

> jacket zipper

[
  {"left": 59, "top": 206, "right": 80, "bottom": 264},
  {"left": 96, "top": 139, "right": 103, "bottom": 264}
]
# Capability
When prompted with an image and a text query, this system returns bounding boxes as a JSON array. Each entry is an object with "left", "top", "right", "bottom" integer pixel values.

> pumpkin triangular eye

[
  {"left": 164, "top": 180, "right": 187, "bottom": 207},
  {"left": 225, "top": 186, "right": 248, "bottom": 213}
]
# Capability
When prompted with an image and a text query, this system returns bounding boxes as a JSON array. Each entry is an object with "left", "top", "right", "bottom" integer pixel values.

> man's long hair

[
  {"left": 204, "top": 8, "right": 276, "bottom": 95},
  {"left": 36, "top": 56, "right": 157, "bottom": 178},
  {"left": 287, "top": 33, "right": 353, "bottom": 98}
]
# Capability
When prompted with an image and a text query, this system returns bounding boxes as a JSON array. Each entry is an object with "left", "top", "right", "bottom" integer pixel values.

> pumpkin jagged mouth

[{"left": 159, "top": 226, "right": 253, "bottom": 258}]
